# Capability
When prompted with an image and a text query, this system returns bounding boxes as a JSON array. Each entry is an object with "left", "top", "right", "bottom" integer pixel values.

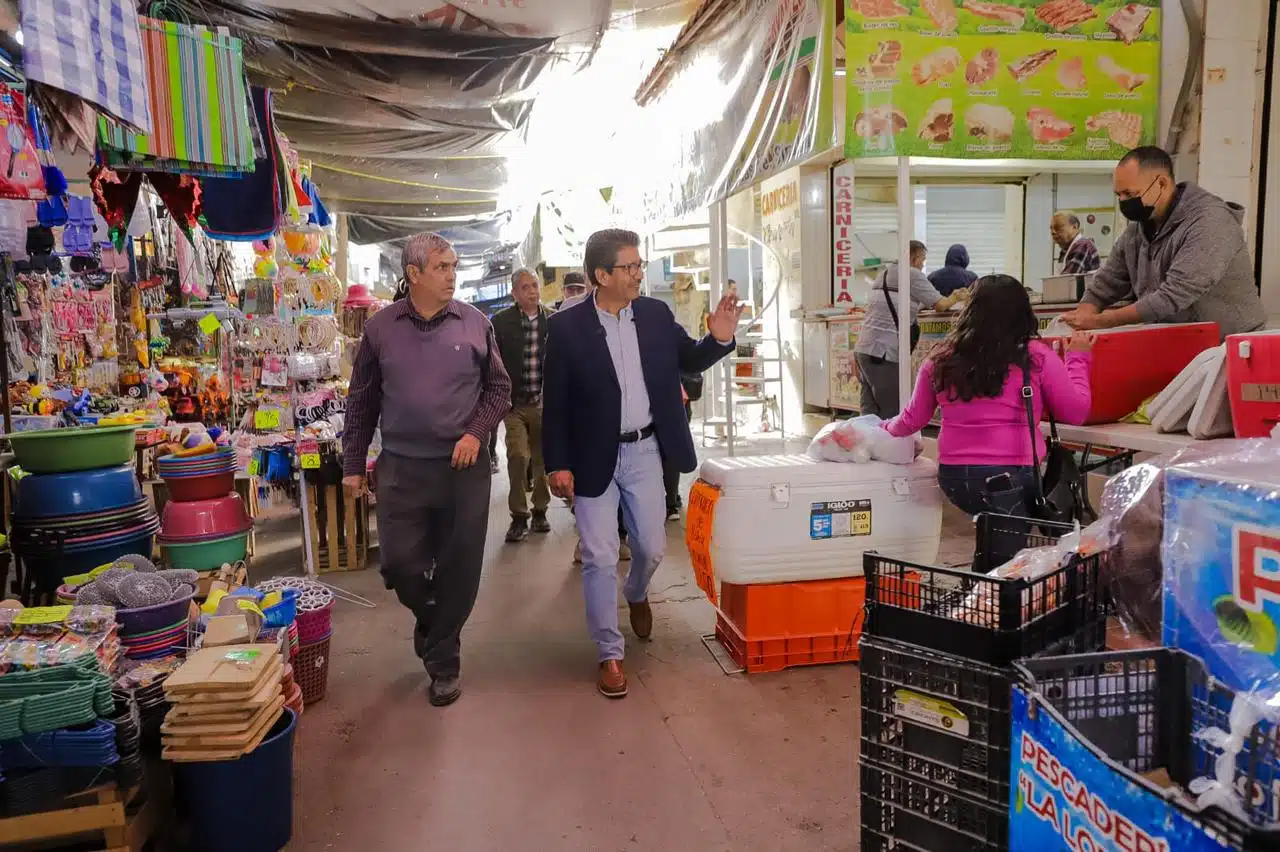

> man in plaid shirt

[
  {"left": 491, "top": 268, "right": 553, "bottom": 542},
  {"left": 1051, "top": 212, "right": 1102, "bottom": 275}
]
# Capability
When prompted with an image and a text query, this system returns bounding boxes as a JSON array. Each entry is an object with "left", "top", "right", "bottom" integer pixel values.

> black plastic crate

[
  {"left": 861, "top": 624, "right": 1105, "bottom": 810},
  {"left": 861, "top": 759, "right": 1006, "bottom": 852},
  {"left": 864, "top": 513, "right": 1106, "bottom": 667},
  {"left": 861, "top": 637, "right": 1014, "bottom": 808},
  {"left": 1016, "top": 648, "right": 1280, "bottom": 850}
]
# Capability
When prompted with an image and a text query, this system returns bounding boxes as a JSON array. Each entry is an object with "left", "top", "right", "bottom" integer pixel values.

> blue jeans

[
  {"left": 574, "top": 436, "right": 667, "bottom": 661},
  {"left": 937, "top": 464, "right": 1036, "bottom": 569}
]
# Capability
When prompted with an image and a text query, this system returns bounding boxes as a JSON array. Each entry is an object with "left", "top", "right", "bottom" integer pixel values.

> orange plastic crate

[
  {"left": 719, "top": 575, "right": 920, "bottom": 639},
  {"left": 714, "top": 612, "right": 859, "bottom": 673}
]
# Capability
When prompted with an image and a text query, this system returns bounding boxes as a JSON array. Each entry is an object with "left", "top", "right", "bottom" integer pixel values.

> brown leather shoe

[
  {"left": 598, "top": 660, "right": 627, "bottom": 699},
  {"left": 629, "top": 600, "right": 653, "bottom": 640}
]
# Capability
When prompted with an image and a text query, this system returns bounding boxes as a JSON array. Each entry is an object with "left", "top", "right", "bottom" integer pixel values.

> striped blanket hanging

[{"left": 97, "top": 17, "right": 254, "bottom": 176}]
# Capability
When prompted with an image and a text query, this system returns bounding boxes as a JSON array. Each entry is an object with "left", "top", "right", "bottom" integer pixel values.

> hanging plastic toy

[{"left": 252, "top": 239, "right": 277, "bottom": 278}]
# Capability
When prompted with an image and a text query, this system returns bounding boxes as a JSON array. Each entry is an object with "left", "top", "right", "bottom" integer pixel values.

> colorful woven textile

[
  {"left": 21, "top": 0, "right": 152, "bottom": 135},
  {"left": 97, "top": 17, "right": 253, "bottom": 176}
]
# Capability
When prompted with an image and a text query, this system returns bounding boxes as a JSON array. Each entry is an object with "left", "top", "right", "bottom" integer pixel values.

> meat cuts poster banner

[{"left": 843, "top": 0, "right": 1160, "bottom": 160}]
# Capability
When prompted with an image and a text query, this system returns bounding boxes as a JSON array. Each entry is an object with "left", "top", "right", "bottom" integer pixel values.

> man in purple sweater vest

[{"left": 343, "top": 232, "right": 512, "bottom": 706}]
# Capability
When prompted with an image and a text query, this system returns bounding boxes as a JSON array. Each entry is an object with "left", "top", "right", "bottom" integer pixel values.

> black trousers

[
  {"left": 663, "top": 402, "right": 695, "bottom": 510},
  {"left": 375, "top": 449, "right": 491, "bottom": 678}
]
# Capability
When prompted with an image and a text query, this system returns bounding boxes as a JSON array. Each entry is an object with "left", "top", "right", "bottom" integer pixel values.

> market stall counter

[{"left": 828, "top": 303, "right": 1080, "bottom": 412}]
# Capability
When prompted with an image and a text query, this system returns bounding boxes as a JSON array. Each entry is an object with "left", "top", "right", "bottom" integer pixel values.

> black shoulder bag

[
  {"left": 1020, "top": 357, "right": 1094, "bottom": 525},
  {"left": 881, "top": 270, "right": 921, "bottom": 352}
]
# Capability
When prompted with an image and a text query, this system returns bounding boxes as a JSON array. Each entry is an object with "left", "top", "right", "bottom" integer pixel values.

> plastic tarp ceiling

[
  {"left": 348, "top": 213, "right": 512, "bottom": 249},
  {"left": 270, "top": 87, "right": 531, "bottom": 133},
  {"left": 609, "top": 0, "right": 835, "bottom": 228},
  {"left": 274, "top": 117, "right": 512, "bottom": 159},
  {"left": 166, "top": 1, "right": 554, "bottom": 57},
  {"left": 245, "top": 42, "right": 551, "bottom": 109},
  {"left": 209, "top": 0, "right": 614, "bottom": 40}
]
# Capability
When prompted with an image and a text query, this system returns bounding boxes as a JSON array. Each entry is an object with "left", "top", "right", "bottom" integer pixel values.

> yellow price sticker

[
  {"left": 62, "top": 572, "right": 94, "bottom": 587},
  {"left": 254, "top": 408, "right": 281, "bottom": 430},
  {"left": 198, "top": 313, "right": 222, "bottom": 336},
  {"left": 14, "top": 605, "right": 73, "bottom": 626},
  {"left": 247, "top": 459, "right": 260, "bottom": 476},
  {"left": 300, "top": 453, "right": 321, "bottom": 469}
]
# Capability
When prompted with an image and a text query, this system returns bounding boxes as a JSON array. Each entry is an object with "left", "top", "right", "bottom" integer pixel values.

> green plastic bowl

[
  {"left": 161, "top": 532, "right": 249, "bottom": 570},
  {"left": 7, "top": 425, "right": 139, "bottom": 473}
]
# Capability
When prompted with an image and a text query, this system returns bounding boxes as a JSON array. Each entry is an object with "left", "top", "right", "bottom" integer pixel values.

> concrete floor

[{"left": 257, "top": 444, "right": 977, "bottom": 852}]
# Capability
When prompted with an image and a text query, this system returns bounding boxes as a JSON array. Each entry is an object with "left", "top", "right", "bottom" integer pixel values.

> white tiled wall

[{"left": 1196, "top": 0, "right": 1269, "bottom": 239}]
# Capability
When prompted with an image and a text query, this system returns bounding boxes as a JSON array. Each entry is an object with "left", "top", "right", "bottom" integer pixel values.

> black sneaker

[
  {"left": 666, "top": 505, "right": 680, "bottom": 522},
  {"left": 505, "top": 517, "right": 529, "bottom": 542},
  {"left": 530, "top": 511, "right": 551, "bottom": 533},
  {"left": 428, "top": 674, "right": 461, "bottom": 707}
]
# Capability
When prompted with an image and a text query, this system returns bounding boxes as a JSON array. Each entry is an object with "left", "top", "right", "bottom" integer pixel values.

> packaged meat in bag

[{"left": 807, "top": 415, "right": 922, "bottom": 465}]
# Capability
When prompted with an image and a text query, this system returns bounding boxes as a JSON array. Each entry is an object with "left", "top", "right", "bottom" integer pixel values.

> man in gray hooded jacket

[{"left": 1062, "top": 146, "right": 1265, "bottom": 338}]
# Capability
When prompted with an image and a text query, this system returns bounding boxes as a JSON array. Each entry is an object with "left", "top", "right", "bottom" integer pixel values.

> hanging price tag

[
  {"left": 247, "top": 459, "right": 260, "bottom": 477},
  {"left": 198, "top": 313, "right": 222, "bottom": 336},
  {"left": 15, "top": 605, "right": 73, "bottom": 626},
  {"left": 254, "top": 408, "right": 281, "bottom": 430},
  {"left": 300, "top": 453, "right": 321, "bottom": 469}
]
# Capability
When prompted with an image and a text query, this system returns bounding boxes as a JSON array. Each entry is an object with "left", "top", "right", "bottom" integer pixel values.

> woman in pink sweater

[{"left": 883, "top": 274, "right": 1094, "bottom": 525}]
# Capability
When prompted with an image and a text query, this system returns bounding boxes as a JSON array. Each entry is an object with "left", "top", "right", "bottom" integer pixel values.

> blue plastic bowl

[
  {"left": 22, "top": 533, "right": 158, "bottom": 596},
  {"left": 14, "top": 464, "right": 144, "bottom": 519}
]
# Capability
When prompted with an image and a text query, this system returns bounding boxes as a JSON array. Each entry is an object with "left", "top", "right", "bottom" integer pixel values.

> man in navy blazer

[{"left": 543, "top": 228, "right": 741, "bottom": 699}]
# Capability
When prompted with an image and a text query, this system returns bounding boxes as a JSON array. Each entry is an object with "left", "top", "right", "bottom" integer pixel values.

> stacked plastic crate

[{"left": 857, "top": 514, "right": 1109, "bottom": 852}]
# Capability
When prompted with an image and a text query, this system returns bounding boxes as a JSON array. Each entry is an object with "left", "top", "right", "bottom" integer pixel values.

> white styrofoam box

[{"left": 697, "top": 454, "right": 942, "bottom": 585}]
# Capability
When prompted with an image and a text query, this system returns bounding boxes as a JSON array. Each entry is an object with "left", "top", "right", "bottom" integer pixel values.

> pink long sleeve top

[{"left": 883, "top": 340, "right": 1093, "bottom": 467}]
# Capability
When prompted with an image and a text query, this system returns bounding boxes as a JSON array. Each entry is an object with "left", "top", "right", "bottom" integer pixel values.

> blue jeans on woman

[{"left": 937, "top": 464, "right": 1036, "bottom": 569}]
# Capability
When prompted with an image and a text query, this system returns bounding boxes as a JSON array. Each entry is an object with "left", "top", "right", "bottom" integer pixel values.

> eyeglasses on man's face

[{"left": 607, "top": 260, "right": 647, "bottom": 277}]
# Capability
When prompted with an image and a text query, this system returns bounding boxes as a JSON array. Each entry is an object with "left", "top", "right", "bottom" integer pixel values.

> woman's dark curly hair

[{"left": 931, "top": 274, "right": 1038, "bottom": 401}]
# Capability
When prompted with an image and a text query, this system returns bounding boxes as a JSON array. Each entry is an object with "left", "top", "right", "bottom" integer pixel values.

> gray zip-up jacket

[{"left": 1083, "top": 183, "right": 1265, "bottom": 337}]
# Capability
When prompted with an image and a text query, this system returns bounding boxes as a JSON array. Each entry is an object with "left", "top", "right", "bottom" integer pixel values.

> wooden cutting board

[
  {"left": 162, "top": 695, "right": 285, "bottom": 739},
  {"left": 165, "top": 665, "right": 281, "bottom": 709},
  {"left": 166, "top": 706, "right": 259, "bottom": 724},
  {"left": 164, "top": 644, "right": 281, "bottom": 694},
  {"left": 162, "top": 706, "right": 284, "bottom": 763}
]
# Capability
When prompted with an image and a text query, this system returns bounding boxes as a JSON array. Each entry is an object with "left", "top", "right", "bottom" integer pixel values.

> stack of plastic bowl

[
  {"left": 8, "top": 438, "right": 158, "bottom": 597},
  {"left": 155, "top": 447, "right": 237, "bottom": 502},
  {"left": 157, "top": 493, "right": 252, "bottom": 572},
  {"left": 118, "top": 592, "right": 196, "bottom": 660}
]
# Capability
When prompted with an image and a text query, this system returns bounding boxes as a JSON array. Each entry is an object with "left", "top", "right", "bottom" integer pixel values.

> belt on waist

[{"left": 619, "top": 424, "right": 655, "bottom": 443}]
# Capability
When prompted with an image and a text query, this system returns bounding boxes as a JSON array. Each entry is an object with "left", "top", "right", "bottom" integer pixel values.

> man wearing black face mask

[{"left": 1061, "top": 146, "right": 1265, "bottom": 338}]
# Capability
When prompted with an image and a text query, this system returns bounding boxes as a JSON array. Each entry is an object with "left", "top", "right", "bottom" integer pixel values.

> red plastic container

[
  {"left": 1226, "top": 331, "right": 1280, "bottom": 438},
  {"left": 161, "top": 494, "right": 251, "bottom": 540},
  {"left": 1078, "top": 322, "right": 1219, "bottom": 424},
  {"left": 162, "top": 472, "right": 235, "bottom": 502}
]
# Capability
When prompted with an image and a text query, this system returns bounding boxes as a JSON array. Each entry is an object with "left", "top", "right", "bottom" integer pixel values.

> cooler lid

[{"left": 698, "top": 454, "right": 937, "bottom": 490}]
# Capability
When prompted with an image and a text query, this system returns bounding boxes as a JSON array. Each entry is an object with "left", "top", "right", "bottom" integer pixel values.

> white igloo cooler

[{"left": 694, "top": 454, "right": 942, "bottom": 585}]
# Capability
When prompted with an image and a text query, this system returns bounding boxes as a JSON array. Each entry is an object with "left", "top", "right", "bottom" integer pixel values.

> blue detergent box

[{"left": 1162, "top": 453, "right": 1280, "bottom": 694}]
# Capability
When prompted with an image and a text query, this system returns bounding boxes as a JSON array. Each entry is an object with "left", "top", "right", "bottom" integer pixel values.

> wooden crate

[
  {"left": 307, "top": 482, "right": 370, "bottom": 574},
  {"left": 0, "top": 781, "right": 162, "bottom": 852}
]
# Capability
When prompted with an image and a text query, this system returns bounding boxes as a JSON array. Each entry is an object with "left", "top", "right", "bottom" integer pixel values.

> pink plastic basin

[{"left": 161, "top": 493, "right": 251, "bottom": 540}]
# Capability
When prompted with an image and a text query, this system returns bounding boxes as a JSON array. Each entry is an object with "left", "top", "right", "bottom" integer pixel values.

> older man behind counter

[{"left": 1061, "top": 146, "right": 1265, "bottom": 338}]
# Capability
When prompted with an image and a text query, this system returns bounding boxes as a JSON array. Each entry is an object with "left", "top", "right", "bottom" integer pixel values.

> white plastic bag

[
  {"left": 807, "top": 415, "right": 921, "bottom": 465},
  {"left": 808, "top": 420, "right": 872, "bottom": 464}
]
